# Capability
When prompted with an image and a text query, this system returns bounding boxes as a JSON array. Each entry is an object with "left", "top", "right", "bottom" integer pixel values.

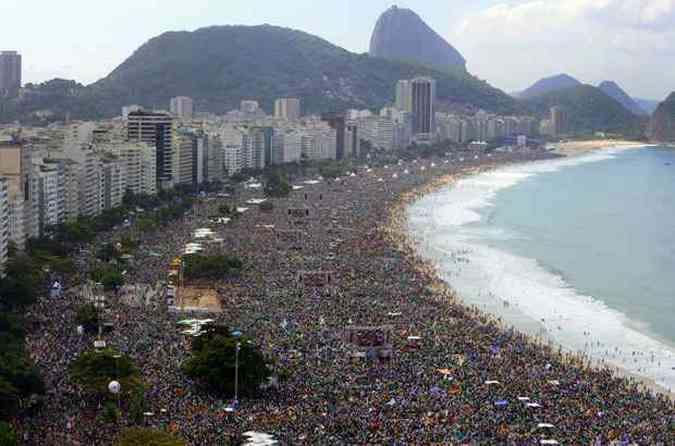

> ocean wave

[{"left": 408, "top": 148, "right": 675, "bottom": 392}]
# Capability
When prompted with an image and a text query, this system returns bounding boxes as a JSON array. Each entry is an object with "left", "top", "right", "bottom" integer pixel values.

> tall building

[
  {"left": 274, "top": 98, "right": 301, "bottom": 120},
  {"left": 395, "top": 80, "right": 413, "bottom": 112},
  {"left": 0, "top": 140, "right": 32, "bottom": 249},
  {"left": 271, "top": 130, "right": 302, "bottom": 165},
  {"left": 550, "top": 106, "right": 568, "bottom": 137},
  {"left": 170, "top": 96, "right": 194, "bottom": 120},
  {"left": 0, "top": 178, "right": 8, "bottom": 276},
  {"left": 101, "top": 142, "right": 157, "bottom": 197},
  {"left": 78, "top": 151, "right": 103, "bottom": 217},
  {"left": 411, "top": 77, "right": 436, "bottom": 136},
  {"left": 321, "top": 113, "right": 346, "bottom": 160},
  {"left": 127, "top": 111, "right": 175, "bottom": 189},
  {"left": 204, "top": 134, "right": 224, "bottom": 184},
  {"left": 33, "top": 163, "right": 63, "bottom": 236},
  {"left": 0, "top": 51, "right": 22, "bottom": 95}
]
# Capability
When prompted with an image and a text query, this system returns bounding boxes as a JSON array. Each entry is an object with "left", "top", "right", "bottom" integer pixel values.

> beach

[
  {"left": 552, "top": 139, "right": 647, "bottom": 156},
  {"left": 19, "top": 148, "right": 674, "bottom": 445}
]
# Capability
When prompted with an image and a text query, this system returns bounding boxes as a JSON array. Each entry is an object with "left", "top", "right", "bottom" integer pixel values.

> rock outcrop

[{"left": 369, "top": 6, "right": 466, "bottom": 73}]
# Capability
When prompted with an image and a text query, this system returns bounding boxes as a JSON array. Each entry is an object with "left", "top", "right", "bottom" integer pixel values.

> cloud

[{"left": 453, "top": 0, "right": 675, "bottom": 99}]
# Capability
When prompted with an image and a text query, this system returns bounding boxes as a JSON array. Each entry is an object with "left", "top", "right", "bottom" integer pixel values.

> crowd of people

[{"left": 16, "top": 148, "right": 675, "bottom": 445}]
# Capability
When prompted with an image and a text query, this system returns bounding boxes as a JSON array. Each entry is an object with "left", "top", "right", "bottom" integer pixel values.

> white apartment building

[
  {"left": 34, "top": 164, "right": 63, "bottom": 236},
  {"left": 300, "top": 128, "right": 337, "bottom": 161},
  {"left": 101, "top": 157, "right": 126, "bottom": 210},
  {"left": 359, "top": 116, "right": 395, "bottom": 151},
  {"left": 78, "top": 151, "right": 103, "bottom": 217},
  {"left": 271, "top": 130, "right": 302, "bottom": 165},
  {"left": 102, "top": 141, "right": 157, "bottom": 197}
]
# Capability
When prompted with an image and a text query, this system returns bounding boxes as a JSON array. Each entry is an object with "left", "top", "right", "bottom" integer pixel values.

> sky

[{"left": 2, "top": 0, "right": 674, "bottom": 100}]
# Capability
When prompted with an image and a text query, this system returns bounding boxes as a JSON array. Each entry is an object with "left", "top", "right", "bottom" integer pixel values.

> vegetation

[
  {"left": 75, "top": 303, "right": 99, "bottom": 333},
  {"left": 0, "top": 422, "right": 16, "bottom": 446},
  {"left": 115, "top": 428, "right": 186, "bottom": 446},
  {"left": 90, "top": 266, "right": 125, "bottom": 291},
  {"left": 182, "top": 332, "right": 271, "bottom": 397},
  {"left": 0, "top": 25, "right": 521, "bottom": 124},
  {"left": 264, "top": 170, "right": 291, "bottom": 198},
  {"left": 649, "top": 92, "right": 675, "bottom": 142},
  {"left": 523, "top": 85, "right": 645, "bottom": 138},
  {"left": 69, "top": 349, "right": 142, "bottom": 396},
  {"left": 182, "top": 255, "right": 243, "bottom": 281},
  {"left": 318, "top": 160, "right": 352, "bottom": 179}
]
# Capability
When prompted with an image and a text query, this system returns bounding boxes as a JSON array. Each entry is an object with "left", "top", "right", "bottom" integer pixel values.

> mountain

[
  {"left": 523, "top": 84, "right": 644, "bottom": 137},
  {"left": 597, "top": 81, "right": 646, "bottom": 116},
  {"left": 634, "top": 98, "right": 660, "bottom": 115},
  {"left": 649, "top": 92, "right": 675, "bottom": 142},
  {"left": 0, "top": 25, "right": 519, "bottom": 124},
  {"left": 369, "top": 6, "right": 466, "bottom": 74},
  {"left": 519, "top": 74, "right": 582, "bottom": 99}
]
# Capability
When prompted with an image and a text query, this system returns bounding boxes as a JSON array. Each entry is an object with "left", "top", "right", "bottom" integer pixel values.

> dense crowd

[{"left": 17, "top": 148, "right": 675, "bottom": 445}]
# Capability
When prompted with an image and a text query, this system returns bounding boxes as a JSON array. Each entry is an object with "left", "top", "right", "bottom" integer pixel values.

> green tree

[
  {"left": 75, "top": 303, "right": 99, "bottom": 333},
  {"left": 182, "top": 334, "right": 270, "bottom": 397},
  {"left": 69, "top": 349, "right": 142, "bottom": 396},
  {"left": 115, "top": 428, "right": 186, "bottom": 446},
  {"left": 182, "top": 255, "right": 243, "bottom": 281},
  {"left": 0, "top": 421, "right": 16, "bottom": 446},
  {"left": 264, "top": 170, "right": 291, "bottom": 198}
]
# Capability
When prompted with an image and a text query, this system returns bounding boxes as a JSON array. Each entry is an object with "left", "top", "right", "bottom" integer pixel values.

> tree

[
  {"left": 75, "top": 303, "right": 99, "bottom": 333},
  {"left": 115, "top": 428, "right": 186, "bottom": 446},
  {"left": 69, "top": 349, "right": 142, "bottom": 396},
  {"left": 0, "top": 422, "right": 16, "bottom": 446},
  {"left": 264, "top": 170, "right": 291, "bottom": 198},
  {"left": 182, "top": 334, "right": 270, "bottom": 397},
  {"left": 182, "top": 255, "right": 243, "bottom": 281}
]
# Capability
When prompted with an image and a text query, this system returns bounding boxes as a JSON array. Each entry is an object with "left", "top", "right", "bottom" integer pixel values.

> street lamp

[
  {"left": 112, "top": 354, "right": 122, "bottom": 408},
  {"left": 234, "top": 341, "right": 241, "bottom": 405}
]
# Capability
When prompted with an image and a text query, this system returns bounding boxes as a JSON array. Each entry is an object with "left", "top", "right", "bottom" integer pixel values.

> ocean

[{"left": 407, "top": 146, "right": 675, "bottom": 393}]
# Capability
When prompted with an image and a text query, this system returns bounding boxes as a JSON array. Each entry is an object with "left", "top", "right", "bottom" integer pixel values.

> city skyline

[{"left": 2, "top": 0, "right": 674, "bottom": 100}]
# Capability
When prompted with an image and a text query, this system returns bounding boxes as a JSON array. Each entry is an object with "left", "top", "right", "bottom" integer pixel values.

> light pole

[
  {"left": 112, "top": 354, "right": 122, "bottom": 409},
  {"left": 234, "top": 341, "right": 241, "bottom": 405}
]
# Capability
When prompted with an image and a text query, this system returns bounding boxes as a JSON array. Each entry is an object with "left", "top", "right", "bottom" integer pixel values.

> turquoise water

[
  {"left": 408, "top": 146, "right": 675, "bottom": 391},
  {"left": 486, "top": 147, "right": 675, "bottom": 345}
]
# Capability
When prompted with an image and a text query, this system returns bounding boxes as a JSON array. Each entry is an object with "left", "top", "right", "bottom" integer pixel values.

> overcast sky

[{"left": 2, "top": 0, "right": 673, "bottom": 100}]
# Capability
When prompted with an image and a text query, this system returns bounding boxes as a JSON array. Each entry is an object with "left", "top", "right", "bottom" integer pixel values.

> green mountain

[
  {"left": 0, "top": 25, "right": 519, "bottom": 124},
  {"left": 523, "top": 84, "right": 645, "bottom": 137}
]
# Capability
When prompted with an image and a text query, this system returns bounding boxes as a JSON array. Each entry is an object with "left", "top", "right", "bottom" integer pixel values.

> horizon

[{"left": 2, "top": 0, "right": 674, "bottom": 100}]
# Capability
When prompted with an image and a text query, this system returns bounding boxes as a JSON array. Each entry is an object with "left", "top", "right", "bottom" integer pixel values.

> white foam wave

[{"left": 408, "top": 149, "right": 675, "bottom": 392}]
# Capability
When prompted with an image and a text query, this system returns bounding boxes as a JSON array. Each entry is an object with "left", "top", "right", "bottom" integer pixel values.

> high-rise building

[
  {"left": 101, "top": 142, "right": 157, "bottom": 197},
  {"left": 0, "top": 139, "right": 32, "bottom": 249},
  {"left": 0, "top": 51, "right": 22, "bottom": 95},
  {"left": 411, "top": 77, "right": 436, "bottom": 136},
  {"left": 204, "top": 134, "right": 224, "bottom": 184},
  {"left": 101, "top": 157, "right": 126, "bottom": 210},
  {"left": 550, "top": 106, "right": 568, "bottom": 137},
  {"left": 170, "top": 97, "right": 194, "bottom": 120},
  {"left": 0, "top": 178, "right": 8, "bottom": 276},
  {"left": 395, "top": 80, "right": 413, "bottom": 112},
  {"left": 274, "top": 98, "right": 301, "bottom": 120},
  {"left": 321, "top": 113, "right": 346, "bottom": 160},
  {"left": 127, "top": 111, "right": 175, "bottom": 189}
]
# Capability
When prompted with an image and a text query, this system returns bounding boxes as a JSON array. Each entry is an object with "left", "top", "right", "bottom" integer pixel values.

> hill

[
  {"left": 0, "top": 25, "right": 518, "bottom": 124},
  {"left": 597, "top": 81, "right": 646, "bottom": 116},
  {"left": 649, "top": 92, "right": 675, "bottom": 142},
  {"left": 519, "top": 74, "right": 581, "bottom": 99},
  {"left": 523, "top": 84, "right": 644, "bottom": 137},
  {"left": 369, "top": 6, "right": 466, "bottom": 74}
]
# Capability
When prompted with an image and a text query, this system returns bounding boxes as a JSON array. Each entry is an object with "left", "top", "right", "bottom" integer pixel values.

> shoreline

[
  {"left": 551, "top": 139, "right": 651, "bottom": 157},
  {"left": 384, "top": 148, "right": 674, "bottom": 401}
]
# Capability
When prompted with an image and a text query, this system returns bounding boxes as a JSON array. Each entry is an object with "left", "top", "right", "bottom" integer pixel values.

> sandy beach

[{"left": 551, "top": 139, "right": 648, "bottom": 156}]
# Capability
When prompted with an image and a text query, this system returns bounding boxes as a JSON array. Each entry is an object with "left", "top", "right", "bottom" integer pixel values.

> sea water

[{"left": 407, "top": 146, "right": 675, "bottom": 392}]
